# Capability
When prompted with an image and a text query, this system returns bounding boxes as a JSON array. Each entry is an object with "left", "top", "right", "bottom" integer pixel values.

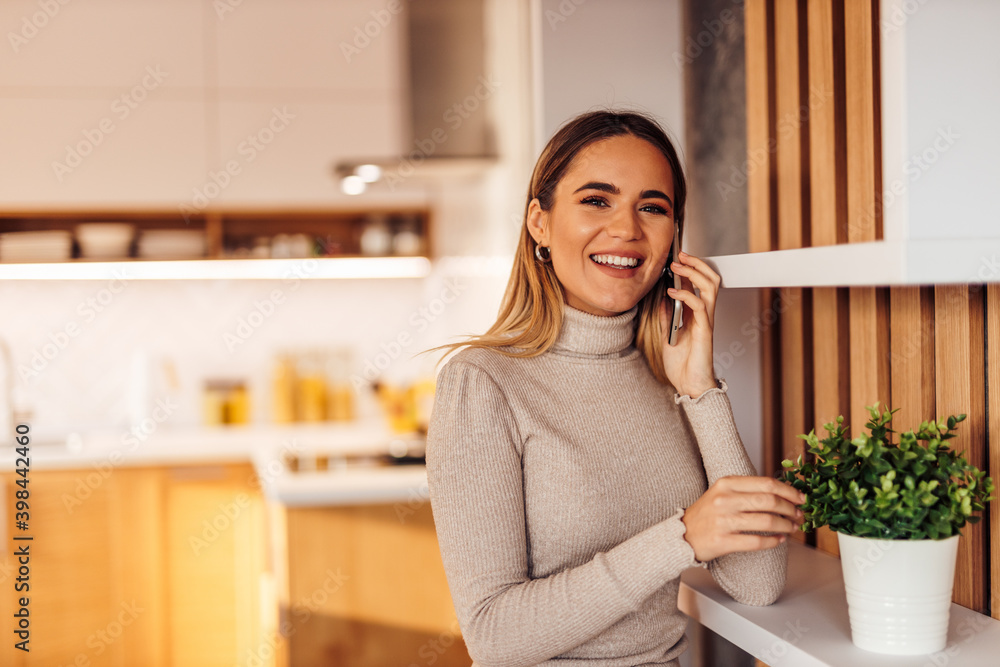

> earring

[{"left": 534, "top": 244, "right": 551, "bottom": 263}]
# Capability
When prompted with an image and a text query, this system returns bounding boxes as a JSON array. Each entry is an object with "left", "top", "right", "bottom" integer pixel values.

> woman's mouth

[{"left": 589, "top": 254, "right": 643, "bottom": 276}]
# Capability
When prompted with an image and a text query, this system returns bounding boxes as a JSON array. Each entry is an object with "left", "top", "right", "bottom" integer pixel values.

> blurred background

[{"left": 0, "top": 0, "right": 823, "bottom": 665}]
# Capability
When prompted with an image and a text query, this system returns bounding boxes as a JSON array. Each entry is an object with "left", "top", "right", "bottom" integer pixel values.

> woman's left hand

[{"left": 658, "top": 251, "right": 720, "bottom": 399}]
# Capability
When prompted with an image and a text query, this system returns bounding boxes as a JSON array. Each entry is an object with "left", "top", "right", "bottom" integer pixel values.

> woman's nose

[{"left": 606, "top": 208, "right": 642, "bottom": 240}]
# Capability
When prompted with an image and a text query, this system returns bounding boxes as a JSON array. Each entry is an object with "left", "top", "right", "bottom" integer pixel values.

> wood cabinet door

[
  {"left": 0, "top": 463, "right": 271, "bottom": 667},
  {"left": 0, "top": 467, "right": 168, "bottom": 667},
  {"left": 164, "top": 464, "right": 272, "bottom": 667}
]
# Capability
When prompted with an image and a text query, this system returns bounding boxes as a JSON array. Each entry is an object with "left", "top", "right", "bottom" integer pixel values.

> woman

[{"left": 422, "top": 110, "right": 805, "bottom": 667}]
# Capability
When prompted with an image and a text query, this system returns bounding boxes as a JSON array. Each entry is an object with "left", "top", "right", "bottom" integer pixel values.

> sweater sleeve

[
  {"left": 427, "top": 359, "right": 706, "bottom": 667},
  {"left": 674, "top": 379, "right": 788, "bottom": 607}
]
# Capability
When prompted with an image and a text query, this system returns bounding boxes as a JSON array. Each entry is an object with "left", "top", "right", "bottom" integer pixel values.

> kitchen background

[
  {"left": 0, "top": 0, "right": 767, "bottom": 665},
  {"left": 0, "top": 0, "right": 763, "bottom": 455}
]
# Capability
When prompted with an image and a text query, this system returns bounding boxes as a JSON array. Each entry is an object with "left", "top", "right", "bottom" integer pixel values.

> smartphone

[{"left": 664, "top": 222, "right": 684, "bottom": 346}]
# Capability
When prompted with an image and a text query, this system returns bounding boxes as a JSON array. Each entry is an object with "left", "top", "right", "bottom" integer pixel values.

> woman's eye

[
  {"left": 580, "top": 196, "right": 608, "bottom": 207},
  {"left": 641, "top": 204, "right": 669, "bottom": 216}
]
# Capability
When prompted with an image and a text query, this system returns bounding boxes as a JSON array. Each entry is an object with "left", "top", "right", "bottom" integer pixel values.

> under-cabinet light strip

[{"left": 0, "top": 257, "right": 433, "bottom": 280}]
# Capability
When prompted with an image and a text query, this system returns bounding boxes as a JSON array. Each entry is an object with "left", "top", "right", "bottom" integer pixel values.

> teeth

[{"left": 591, "top": 254, "right": 640, "bottom": 268}]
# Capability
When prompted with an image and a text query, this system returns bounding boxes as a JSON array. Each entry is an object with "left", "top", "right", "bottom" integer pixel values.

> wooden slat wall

[
  {"left": 935, "top": 287, "right": 988, "bottom": 613},
  {"left": 775, "top": 0, "right": 811, "bottom": 547},
  {"left": 806, "top": 0, "right": 848, "bottom": 556},
  {"left": 745, "top": 0, "right": 996, "bottom": 618},
  {"left": 989, "top": 285, "right": 1000, "bottom": 620}
]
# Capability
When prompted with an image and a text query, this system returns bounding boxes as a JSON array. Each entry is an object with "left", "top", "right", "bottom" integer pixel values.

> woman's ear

[{"left": 526, "top": 198, "right": 547, "bottom": 245}]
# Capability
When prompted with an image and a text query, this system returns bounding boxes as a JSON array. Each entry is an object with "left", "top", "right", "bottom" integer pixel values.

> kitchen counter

[
  {"left": 679, "top": 540, "right": 1000, "bottom": 666},
  {"left": 3, "top": 421, "right": 428, "bottom": 506}
]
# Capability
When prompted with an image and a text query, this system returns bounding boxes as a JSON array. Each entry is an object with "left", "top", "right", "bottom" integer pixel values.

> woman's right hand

[{"left": 681, "top": 476, "right": 806, "bottom": 562}]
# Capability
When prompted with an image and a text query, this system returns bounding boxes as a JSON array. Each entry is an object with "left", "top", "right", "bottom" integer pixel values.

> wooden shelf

[{"left": 0, "top": 206, "right": 433, "bottom": 263}]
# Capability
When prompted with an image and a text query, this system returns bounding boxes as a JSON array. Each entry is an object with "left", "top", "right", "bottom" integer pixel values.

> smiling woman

[
  {"left": 419, "top": 110, "right": 802, "bottom": 667},
  {"left": 527, "top": 134, "right": 676, "bottom": 319}
]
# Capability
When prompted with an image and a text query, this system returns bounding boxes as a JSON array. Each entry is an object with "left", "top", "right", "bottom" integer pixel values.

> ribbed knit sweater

[{"left": 426, "top": 302, "right": 787, "bottom": 667}]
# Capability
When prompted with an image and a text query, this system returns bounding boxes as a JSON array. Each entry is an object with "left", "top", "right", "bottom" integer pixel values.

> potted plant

[{"left": 779, "top": 403, "right": 995, "bottom": 656}]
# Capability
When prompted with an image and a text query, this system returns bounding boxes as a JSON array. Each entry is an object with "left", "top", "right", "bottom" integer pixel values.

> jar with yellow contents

[
  {"left": 324, "top": 347, "right": 356, "bottom": 422},
  {"left": 202, "top": 378, "right": 251, "bottom": 425},
  {"left": 295, "top": 349, "right": 327, "bottom": 422}
]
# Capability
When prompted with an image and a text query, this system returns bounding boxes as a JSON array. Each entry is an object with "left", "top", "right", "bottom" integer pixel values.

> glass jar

[
  {"left": 295, "top": 350, "right": 327, "bottom": 422},
  {"left": 203, "top": 379, "right": 250, "bottom": 425},
  {"left": 271, "top": 354, "right": 296, "bottom": 423},
  {"left": 359, "top": 214, "right": 392, "bottom": 256},
  {"left": 325, "top": 347, "right": 356, "bottom": 422},
  {"left": 391, "top": 215, "right": 423, "bottom": 256}
]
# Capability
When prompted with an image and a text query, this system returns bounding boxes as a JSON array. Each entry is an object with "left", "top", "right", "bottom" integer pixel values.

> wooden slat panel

[
  {"left": 848, "top": 287, "right": 891, "bottom": 441},
  {"left": 780, "top": 288, "right": 811, "bottom": 546},
  {"left": 889, "top": 287, "right": 935, "bottom": 429},
  {"left": 844, "top": 0, "right": 881, "bottom": 242},
  {"left": 746, "top": 0, "right": 774, "bottom": 253},
  {"left": 807, "top": 0, "right": 848, "bottom": 556},
  {"left": 812, "top": 286, "right": 849, "bottom": 555},
  {"left": 773, "top": 0, "right": 811, "bottom": 547},
  {"left": 775, "top": 0, "right": 806, "bottom": 251},
  {"left": 935, "top": 285, "right": 987, "bottom": 613},
  {"left": 807, "top": 0, "right": 844, "bottom": 247},
  {"left": 988, "top": 284, "right": 1000, "bottom": 621}
]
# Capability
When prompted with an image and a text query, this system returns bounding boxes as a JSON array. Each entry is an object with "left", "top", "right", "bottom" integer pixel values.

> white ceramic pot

[{"left": 837, "top": 531, "right": 960, "bottom": 655}]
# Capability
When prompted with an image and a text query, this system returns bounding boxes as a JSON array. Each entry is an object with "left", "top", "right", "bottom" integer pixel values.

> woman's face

[{"left": 528, "top": 134, "right": 676, "bottom": 317}]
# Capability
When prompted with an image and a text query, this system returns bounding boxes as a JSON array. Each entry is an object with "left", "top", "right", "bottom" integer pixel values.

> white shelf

[
  {"left": 679, "top": 540, "right": 1000, "bottom": 666},
  {"left": 261, "top": 464, "right": 428, "bottom": 507},
  {"left": 705, "top": 239, "right": 1000, "bottom": 288},
  {"left": 0, "top": 256, "right": 432, "bottom": 280}
]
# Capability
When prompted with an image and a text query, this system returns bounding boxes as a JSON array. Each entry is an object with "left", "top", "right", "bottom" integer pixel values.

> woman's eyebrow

[
  {"left": 572, "top": 181, "right": 673, "bottom": 207},
  {"left": 640, "top": 189, "right": 673, "bottom": 206},
  {"left": 573, "top": 181, "right": 619, "bottom": 195}
]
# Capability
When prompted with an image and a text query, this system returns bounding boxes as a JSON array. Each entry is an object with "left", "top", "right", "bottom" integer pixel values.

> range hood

[{"left": 334, "top": 0, "right": 497, "bottom": 194}]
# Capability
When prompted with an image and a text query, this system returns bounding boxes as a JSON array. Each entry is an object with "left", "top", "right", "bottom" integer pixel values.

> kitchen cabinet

[
  {"left": 1, "top": 0, "right": 408, "bottom": 207},
  {"left": 0, "top": 463, "right": 273, "bottom": 667},
  {"left": 0, "top": 98, "right": 210, "bottom": 206},
  {"left": 280, "top": 502, "right": 471, "bottom": 666},
  {"left": 0, "top": 206, "right": 433, "bottom": 262},
  {"left": 211, "top": 100, "right": 404, "bottom": 205}
]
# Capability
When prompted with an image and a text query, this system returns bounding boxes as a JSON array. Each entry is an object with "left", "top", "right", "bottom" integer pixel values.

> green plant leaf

[{"left": 784, "top": 405, "right": 994, "bottom": 539}]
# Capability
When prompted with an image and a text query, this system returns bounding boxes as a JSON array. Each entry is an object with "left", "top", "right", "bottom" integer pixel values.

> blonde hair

[{"left": 419, "top": 110, "right": 687, "bottom": 386}]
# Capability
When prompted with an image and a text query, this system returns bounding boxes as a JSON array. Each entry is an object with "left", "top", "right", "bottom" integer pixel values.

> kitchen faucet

[{"left": 0, "top": 336, "right": 25, "bottom": 444}]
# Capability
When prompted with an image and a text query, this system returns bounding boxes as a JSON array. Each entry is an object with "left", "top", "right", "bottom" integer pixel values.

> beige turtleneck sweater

[{"left": 426, "top": 303, "right": 787, "bottom": 667}]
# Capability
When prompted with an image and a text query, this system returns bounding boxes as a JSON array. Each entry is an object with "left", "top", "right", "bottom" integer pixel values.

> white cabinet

[
  {"left": 880, "top": 0, "right": 1000, "bottom": 243},
  {"left": 213, "top": 99, "right": 404, "bottom": 205},
  {"left": 0, "top": 97, "right": 210, "bottom": 205},
  {"left": 214, "top": 0, "right": 405, "bottom": 95},
  {"left": 0, "top": 0, "right": 408, "bottom": 207},
  {"left": 0, "top": 0, "right": 206, "bottom": 89}
]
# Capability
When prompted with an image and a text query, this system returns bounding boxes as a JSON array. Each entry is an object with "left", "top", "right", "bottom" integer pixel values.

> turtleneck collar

[{"left": 550, "top": 303, "right": 639, "bottom": 357}]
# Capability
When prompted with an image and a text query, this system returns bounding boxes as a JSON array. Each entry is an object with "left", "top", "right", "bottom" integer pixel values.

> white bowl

[
  {"left": 137, "top": 229, "right": 206, "bottom": 259},
  {"left": 76, "top": 222, "right": 135, "bottom": 259},
  {"left": 0, "top": 230, "right": 73, "bottom": 262}
]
